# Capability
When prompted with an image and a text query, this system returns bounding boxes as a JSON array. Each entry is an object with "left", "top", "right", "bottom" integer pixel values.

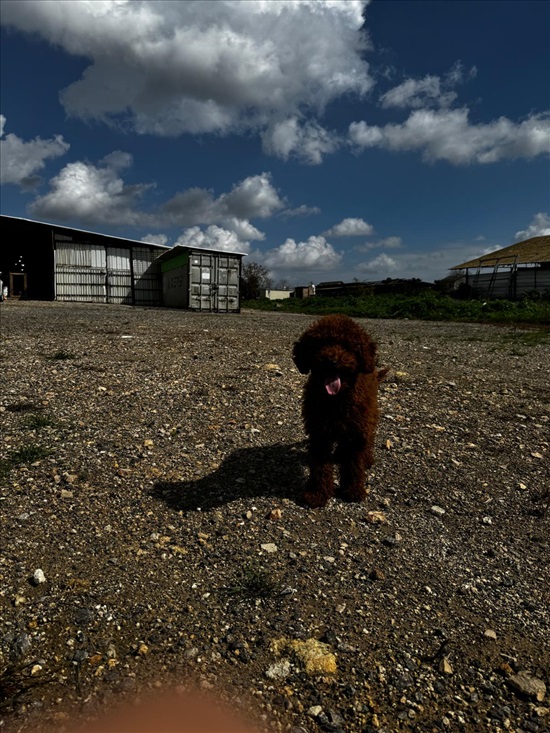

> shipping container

[{"left": 158, "top": 246, "right": 244, "bottom": 312}]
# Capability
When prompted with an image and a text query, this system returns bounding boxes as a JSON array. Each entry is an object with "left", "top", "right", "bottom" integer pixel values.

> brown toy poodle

[{"left": 293, "top": 314, "right": 388, "bottom": 508}]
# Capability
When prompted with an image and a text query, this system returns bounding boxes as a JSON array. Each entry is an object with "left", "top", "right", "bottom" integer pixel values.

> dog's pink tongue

[{"left": 325, "top": 376, "right": 341, "bottom": 395}]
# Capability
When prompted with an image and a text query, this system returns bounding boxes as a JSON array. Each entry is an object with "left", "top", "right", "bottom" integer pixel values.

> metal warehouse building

[
  {"left": 0, "top": 215, "right": 246, "bottom": 311},
  {"left": 451, "top": 235, "right": 550, "bottom": 299}
]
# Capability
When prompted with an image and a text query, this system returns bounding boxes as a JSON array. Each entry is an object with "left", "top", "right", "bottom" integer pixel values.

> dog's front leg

[
  {"left": 338, "top": 437, "right": 370, "bottom": 502},
  {"left": 305, "top": 436, "right": 334, "bottom": 508}
]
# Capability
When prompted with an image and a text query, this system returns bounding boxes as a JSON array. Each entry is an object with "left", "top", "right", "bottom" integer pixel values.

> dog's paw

[
  {"left": 303, "top": 490, "right": 330, "bottom": 509},
  {"left": 339, "top": 486, "right": 368, "bottom": 503}
]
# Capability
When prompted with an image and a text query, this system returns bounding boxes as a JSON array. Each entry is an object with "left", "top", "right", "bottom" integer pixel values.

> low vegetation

[
  {"left": 0, "top": 443, "right": 52, "bottom": 481},
  {"left": 243, "top": 290, "right": 550, "bottom": 326}
]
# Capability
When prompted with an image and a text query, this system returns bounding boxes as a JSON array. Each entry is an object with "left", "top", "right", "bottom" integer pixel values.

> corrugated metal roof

[
  {"left": 451, "top": 235, "right": 550, "bottom": 269},
  {"left": 1, "top": 214, "right": 170, "bottom": 250},
  {"left": 155, "top": 243, "right": 248, "bottom": 260}
]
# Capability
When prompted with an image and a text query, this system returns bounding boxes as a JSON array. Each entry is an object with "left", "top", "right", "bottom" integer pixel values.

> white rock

[
  {"left": 307, "top": 706, "right": 324, "bottom": 718},
  {"left": 265, "top": 659, "right": 291, "bottom": 680},
  {"left": 261, "top": 543, "right": 277, "bottom": 553},
  {"left": 33, "top": 569, "right": 46, "bottom": 585}
]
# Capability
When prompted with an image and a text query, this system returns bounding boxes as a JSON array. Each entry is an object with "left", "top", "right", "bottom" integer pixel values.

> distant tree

[
  {"left": 241, "top": 262, "right": 272, "bottom": 299},
  {"left": 273, "top": 278, "right": 290, "bottom": 290}
]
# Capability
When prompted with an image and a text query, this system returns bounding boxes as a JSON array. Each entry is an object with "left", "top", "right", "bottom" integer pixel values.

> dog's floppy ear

[{"left": 292, "top": 337, "right": 312, "bottom": 374}]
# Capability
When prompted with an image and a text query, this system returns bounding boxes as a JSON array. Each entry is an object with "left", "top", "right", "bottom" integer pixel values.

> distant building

[
  {"left": 315, "top": 280, "right": 434, "bottom": 297},
  {"left": 260, "top": 288, "right": 292, "bottom": 300},
  {"left": 294, "top": 285, "right": 314, "bottom": 299},
  {"left": 450, "top": 236, "right": 550, "bottom": 299}
]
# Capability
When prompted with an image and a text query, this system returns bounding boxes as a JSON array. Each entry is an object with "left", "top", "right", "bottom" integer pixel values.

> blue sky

[{"left": 1, "top": 0, "right": 549, "bottom": 285}]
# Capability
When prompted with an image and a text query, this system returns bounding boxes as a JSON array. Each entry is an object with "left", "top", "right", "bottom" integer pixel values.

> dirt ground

[{"left": 0, "top": 302, "right": 548, "bottom": 733}]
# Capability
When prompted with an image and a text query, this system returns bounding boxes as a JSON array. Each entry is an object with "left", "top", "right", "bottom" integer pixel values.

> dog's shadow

[{"left": 151, "top": 441, "right": 308, "bottom": 511}]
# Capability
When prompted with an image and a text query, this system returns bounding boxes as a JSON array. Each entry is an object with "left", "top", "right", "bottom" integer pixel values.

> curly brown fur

[{"left": 293, "top": 314, "right": 388, "bottom": 508}]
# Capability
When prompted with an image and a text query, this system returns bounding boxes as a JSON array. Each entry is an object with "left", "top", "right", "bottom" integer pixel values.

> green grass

[
  {"left": 0, "top": 443, "right": 53, "bottom": 480},
  {"left": 243, "top": 290, "right": 550, "bottom": 326},
  {"left": 222, "top": 561, "right": 282, "bottom": 601},
  {"left": 500, "top": 330, "right": 550, "bottom": 346},
  {"left": 47, "top": 350, "right": 76, "bottom": 360},
  {"left": 9, "top": 444, "right": 52, "bottom": 464},
  {"left": 22, "top": 413, "right": 56, "bottom": 430}
]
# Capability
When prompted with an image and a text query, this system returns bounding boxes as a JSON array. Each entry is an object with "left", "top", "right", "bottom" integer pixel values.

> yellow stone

[{"left": 272, "top": 638, "right": 337, "bottom": 676}]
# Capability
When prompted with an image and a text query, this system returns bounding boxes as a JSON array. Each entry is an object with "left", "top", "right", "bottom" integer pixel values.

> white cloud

[
  {"left": 380, "top": 76, "right": 456, "bottom": 110},
  {"left": 281, "top": 204, "right": 321, "bottom": 218},
  {"left": 175, "top": 225, "right": 250, "bottom": 254},
  {"left": 29, "top": 155, "right": 154, "bottom": 225},
  {"left": 357, "top": 252, "right": 399, "bottom": 274},
  {"left": 219, "top": 218, "right": 265, "bottom": 242},
  {"left": 356, "top": 236, "right": 402, "bottom": 252},
  {"left": 445, "top": 60, "right": 477, "bottom": 85},
  {"left": 349, "top": 109, "right": 550, "bottom": 164},
  {"left": 222, "top": 173, "right": 284, "bottom": 219},
  {"left": 1, "top": 0, "right": 373, "bottom": 145},
  {"left": 515, "top": 212, "right": 550, "bottom": 240},
  {"left": 380, "top": 61, "right": 476, "bottom": 110},
  {"left": 141, "top": 233, "right": 168, "bottom": 246},
  {"left": 263, "top": 235, "right": 342, "bottom": 270},
  {"left": 262, "top": 117, "right": 340, "bottom": 164},
  {"left": 323, "top": 217, "right": 374, "bottom": 237},
  {"left": 100, "top": 150, "right": 133, "bottom": 170},
  {"left": 0, "top": 114, "right": 70, "bottom": 186},
  {"left": 27, "top": 158, "right": 290, "bottom": 236},
  {"left": 161, "top": 173, "right": 282, "bottom": 236}
]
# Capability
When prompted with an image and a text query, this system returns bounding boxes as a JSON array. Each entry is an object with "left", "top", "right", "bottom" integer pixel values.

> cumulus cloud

[
  {"left": 29, "top": 160, "right": 285, "bottom": 237},
  {"left": 357, "top": 252, "right": 399, "bottom": 274},
  {"left": 0, "top": 114, "right": 70, "bottom": 187},
  {"left": 174, "top": 225, "right": 250, "bottom": 253},
  {"left": 100, "top": 150, "right": 133, "bottom": 170},
  {"left": 380, "top": 61, "right": 476, "bottom": 110},
  {"left": 222, "top": 173, "right": 284, "bottom": 220},
  {"left": 281, "top": 204, "right": 321, "bottom": 218},
  {"left": 29, "top": 154, "right": 154, "bottom": 226},
  {"left": 349, "top": 109, "right": 550, "bottom": 165},
  {"left": 262, "top": 117, "right": 340, "bottom": 164},
  {"left": 161, "top": 173, "right": 282, "bottom": 237},
  {"left": 323, "top": 217, "right": 374, "bottom": 237},
  {"left": 515, "top": 212, "right": 550, "bottom": 240},
  {"left": 356, "top": 236, "right": 402, "bottom": 252},
  {"left": 263, "top": 236, "right": 342, "bottom": 270},
  {"left": 380, "top": 75, "right": 456, "bottom": 110},
  {"left": 141, "top": 233, "right": 168, "bottom": 246},
  {"left": 1, "top": 0, "right": 373, "bottom": 145}
]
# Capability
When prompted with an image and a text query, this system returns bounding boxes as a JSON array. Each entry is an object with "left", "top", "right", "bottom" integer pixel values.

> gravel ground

[{"left": 0, "top": 301, "right": 548, "bottom": 733}]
